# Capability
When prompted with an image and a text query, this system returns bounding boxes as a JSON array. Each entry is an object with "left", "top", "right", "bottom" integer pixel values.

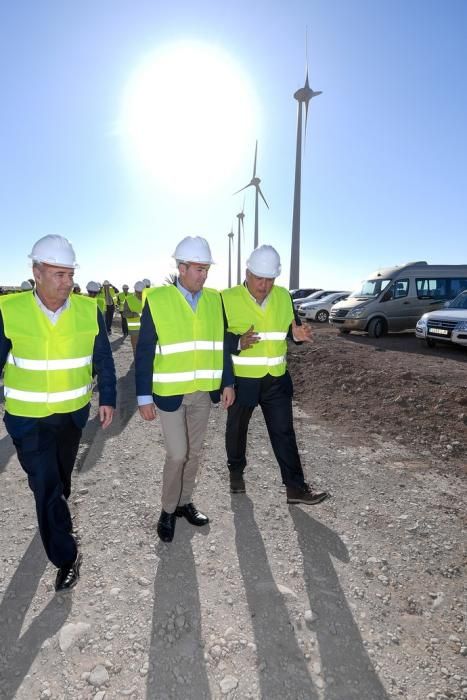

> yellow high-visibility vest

[
  {"left": 146, "top": 286, "right": 224, "bottom": 396},
  {"left": 221, "top": 284, "right": 293, "bottom": 378},
  {"left": 1, "top": 291, "right": 98, "bottom": 417},
  {"left": 125, "top": 293, "right": 142, "bottom": 332}
]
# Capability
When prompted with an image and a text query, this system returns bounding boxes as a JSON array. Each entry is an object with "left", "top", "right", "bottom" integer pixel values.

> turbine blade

[
  {"left": 233, "top": 184, "right": 251, "bottom": 196},
  {"left": 252, "top": 140, "right": 258, "bottom": 177},
  {"left": 258, "top": 186, "right": 269, "bottom": 209}
]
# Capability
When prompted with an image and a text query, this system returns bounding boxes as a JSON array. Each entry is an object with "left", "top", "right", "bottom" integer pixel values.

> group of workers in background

[{"left": 0, "top": 233, "right": 328, "bottom": 593}]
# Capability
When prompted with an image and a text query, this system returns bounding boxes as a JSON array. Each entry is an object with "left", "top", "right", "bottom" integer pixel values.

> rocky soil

[{"left": 0, "top": 323, "right": 466, "bottom": 700}]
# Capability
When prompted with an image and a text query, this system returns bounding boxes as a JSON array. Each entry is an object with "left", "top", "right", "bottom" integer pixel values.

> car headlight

[
  {"left": 455, "top": 320, "right": 467, "bottom": 331},
  {"left": 347, "top": 306, "right": 366, "bottom": 318},
  {"left": 416, "top": 317, "right": 428, "bottom": 329}
]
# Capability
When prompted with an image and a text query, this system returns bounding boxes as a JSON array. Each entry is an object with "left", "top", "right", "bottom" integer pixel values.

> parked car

[
  {"left": 330, "top": 261, "right": 467, "bottom": 337},
  {"left": 293, "top": 289, "right": 345, "bottom": 309},
  {"left": 290, "top": 288, "right": 322, "bottom": 301},
  {"left": 298, "top": 292, "right": 351, "bottom": 323},
  {"left": 415, "top": 290, "right": 467, "bottom": 348}
]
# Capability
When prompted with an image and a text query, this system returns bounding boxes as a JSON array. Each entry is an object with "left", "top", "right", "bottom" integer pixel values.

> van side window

[
  {"left": 393, "top": 279, "right": 409, "bottom": 298},
  {"left": 416, "top": 277, "right": 467, "bottom": 300}
]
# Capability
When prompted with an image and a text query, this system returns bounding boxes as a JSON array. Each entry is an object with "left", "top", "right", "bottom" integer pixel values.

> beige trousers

[{"left": 158, "top": 391, "right": 212, "bottom": 513}]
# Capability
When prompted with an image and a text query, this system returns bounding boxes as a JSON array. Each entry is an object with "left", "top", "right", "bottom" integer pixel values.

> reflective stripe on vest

[
  {"left": 221, "top": 284, "right": 294, "bottom": 379},
  {"left": 1, "top": 292, "right": 98, "bottom": 417},
  {"left": 7, "top": 354, "right": 92, "bottom": 370},
  {"left": 146, "top": 285, "right": 224, "bottom": 396},
  {"left": 4, "top": 383, "right": 93, "bottom": 403},
  {"left": 155, "top": 340, "right": 223, "bottom": 355}
]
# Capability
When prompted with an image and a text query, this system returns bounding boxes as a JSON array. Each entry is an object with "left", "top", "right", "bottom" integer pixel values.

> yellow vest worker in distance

[
  {"left": 136, "top": 236, "right": 235, "bottom": 543},
  {"left": 98, "top": 280, "right": 119, "bottom": 335},
  {"left": 0, "top": 235, "right": 116, "bottom": 592},
  {"left": 86, "top": 280, "right": 106, "bottom": 315},
  {"left": 124, "top": 281, "right": 144, "bottom": 356},
  {"left": 116, "top": 284, "right": 130, "bottom": 337},
  {"left": 222, "top": 244, "right": 329, "bottom": 506}
]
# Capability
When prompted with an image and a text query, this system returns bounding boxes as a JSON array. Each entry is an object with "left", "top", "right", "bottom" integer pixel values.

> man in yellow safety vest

[
  {"left": 136, "top": 236, "right": 235, "bottom": 543},
  {"left": 0, "top": 235, "right": 116, "bottom": 591},
  {"left": 222, "top": 245, "right": 329, "bottom": 506}
]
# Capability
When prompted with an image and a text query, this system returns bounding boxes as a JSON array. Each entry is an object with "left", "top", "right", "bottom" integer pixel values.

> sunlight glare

[{"left": 120, "top": 42, "right": 259, "bottom": 195}]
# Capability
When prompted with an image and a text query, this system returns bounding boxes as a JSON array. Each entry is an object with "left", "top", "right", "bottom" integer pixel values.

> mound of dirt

[{"left": 288, "top": 325, "right": 467, "bottom": 473}]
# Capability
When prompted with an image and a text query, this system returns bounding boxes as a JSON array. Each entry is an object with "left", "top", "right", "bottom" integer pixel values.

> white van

[{"left": 329, "top": 261, "right": 467, "bottom": 337}]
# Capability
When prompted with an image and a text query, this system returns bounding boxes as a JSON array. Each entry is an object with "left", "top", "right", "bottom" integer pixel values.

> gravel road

[{"left": 0, "top": 330, "right": 465, "bottom": 700}]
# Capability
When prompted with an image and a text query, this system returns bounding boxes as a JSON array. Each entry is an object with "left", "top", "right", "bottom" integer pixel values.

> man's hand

[
  {"left": 292, "top": 319, "right": 314, "bottom": 343},
  {"left": 240, "top": 325, "right": 260, "bottom": 350},
  {"left": 221, "top": 387, "right": 235, "bottom": 409},
  {"left": 99, "top": 405, "right": 114, "bottom": 429},
  {"left": 139, "top": 403, "right": 157, "bottom": 421}
]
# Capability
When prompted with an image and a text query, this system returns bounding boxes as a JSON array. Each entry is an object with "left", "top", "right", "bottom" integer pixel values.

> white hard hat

[
  {"left": 142, "top": 278, "right": 151, "bottom": 287},
  {"left": 29, "top": 234, "right": 78, "bottom": 269},
  {"left": 122, "top": 284, "right": 129, "bottom": 290},
  {"left": 173, "top": 236, "right": 214, "bottom": 264},
  {"left": 134, "top": 281, "right": 145, "bottom": 292},
  {"left": 20, "top": 280, "right": 33, "bottom": 290},
  {"left": 86, "top": 281, "right": 101, "bottom": 292},
  {"left": 246, "top": 245, "right": 281, "bottom": 279},
  {"left": 103, "top": 279, "right": 110, "bottom": 285}
]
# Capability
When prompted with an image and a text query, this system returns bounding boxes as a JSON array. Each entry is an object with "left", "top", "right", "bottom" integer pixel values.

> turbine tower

[
  {"left": 289, "top": 57, "right": 322, "bottom": 289},
  {"left": 236, "top": 206, "right": 245, "bottom": 285},
  {"left": 235, "top": 141, "right": 269, "bottom": 249},
  {"left": 227, "top": 228, "right": 234, "bottom": 288}
]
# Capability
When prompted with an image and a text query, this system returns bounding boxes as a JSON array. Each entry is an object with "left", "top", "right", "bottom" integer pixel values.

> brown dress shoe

[{"left": 286, "top": 483, "right": 329, "bottom": 505}]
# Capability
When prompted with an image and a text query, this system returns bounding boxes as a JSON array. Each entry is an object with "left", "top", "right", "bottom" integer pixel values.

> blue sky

[{"left": 1, "top": 0, "right": 466, "bottom": 291}]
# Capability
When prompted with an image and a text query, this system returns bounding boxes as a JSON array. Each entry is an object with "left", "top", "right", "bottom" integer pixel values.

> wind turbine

[
  {"left": 289, "top": 49, "right": 322, "bottom": 290},
  {"left": 236, "top": 204, "right": 245, "bottom": 285},
  {"left": 234, "top": 140, "right": 269, "bottom": 249},
  {"left": 227, "top": 227, "right": 234, "bottom": 288}
]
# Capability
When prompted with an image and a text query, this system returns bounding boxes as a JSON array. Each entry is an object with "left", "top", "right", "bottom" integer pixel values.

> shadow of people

[
  {"left": 146, "top": 521, "right": 211, "bottom": 700},
  {"left": 290, "top": 508, "right": 389, "bottom": 700},
  {"left": 0, "top": 531, "right": 72, "bottom": 699},
  {"left": 232, "top": 496, "right": 318, "bottom": 699},
  {"left": 77, "top": 363, "right": 137, "bottom": 474},
  {"left": 0, "top": 433, "right": 15, "bottom": 474}
]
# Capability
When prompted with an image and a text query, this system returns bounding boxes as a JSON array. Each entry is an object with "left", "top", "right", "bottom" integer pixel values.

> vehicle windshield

[
  {"left": 447, "top": 291, "right": 467, "bottom": 309},
  {"left": 350, "top": 278, "right": 392, "bottom": 298}
]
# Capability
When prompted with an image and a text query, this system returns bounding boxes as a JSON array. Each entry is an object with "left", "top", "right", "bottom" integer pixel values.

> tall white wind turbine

[{"left": 234, "top": 141, "right": 269, "bottom": 249}]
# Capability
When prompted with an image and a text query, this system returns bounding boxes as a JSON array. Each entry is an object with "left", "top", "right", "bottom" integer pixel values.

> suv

[
  {"left": 290, "top": 288, "right": 322, "bottom": 301},
  {"left": 415, "top": 290, "right": 467, "bottom": 348}
]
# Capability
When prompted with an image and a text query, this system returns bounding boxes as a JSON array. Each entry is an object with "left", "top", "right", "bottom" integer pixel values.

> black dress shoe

[
  {"left": 55, "top": 553, "right": 82, "bottom": 592},
  {"left": 157, "top": 510, "right": 176, "bottom": 542},
  {"left": 175, "top": 503, "right": 209, "bottom": 526}
]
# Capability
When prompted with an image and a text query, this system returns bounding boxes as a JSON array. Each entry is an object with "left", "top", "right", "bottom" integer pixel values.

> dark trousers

[
  {"left": 12, "top": 415, "right": 81, "bottom": 567},
  {"left": 121, "top": 315, "right": 128, "bottom": 336},
  {"left": 105, "top": 305, "right": 114, "bottom": 333},
  {"left": 225, "top": 375, "right": 305, "bottom": 490}
]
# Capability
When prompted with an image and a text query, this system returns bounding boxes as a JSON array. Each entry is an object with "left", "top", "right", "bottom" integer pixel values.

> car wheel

[
  {"left": 426, "top": 338, "right": 436, "bottom": 348},
  {"left": 316, "top": 309, "right": 329, "bottom": 323},
  {"left": 367, "top": 317, "right": 386, "bottom": 338}
]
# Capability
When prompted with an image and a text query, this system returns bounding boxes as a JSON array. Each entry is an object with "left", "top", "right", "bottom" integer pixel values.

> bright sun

[{"left": 120, "top": 41, "right": 259, "bottom": 195}]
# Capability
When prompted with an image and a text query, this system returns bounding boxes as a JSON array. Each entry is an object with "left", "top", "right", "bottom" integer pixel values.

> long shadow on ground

[
  {"left": 0, "top": 532, "right": 72, "bottom": 699},
  {"left": 77, "top": 361, "right": 137, "bottom": 474},
  {"left": 147, "top": 522, "right": 211, "bottom": 699},
  {"left": 290, "top": 508, "right": 389, "bottom": 700},
  {"left": 232, "top": 495, "right": 318, "bottom": 699}
]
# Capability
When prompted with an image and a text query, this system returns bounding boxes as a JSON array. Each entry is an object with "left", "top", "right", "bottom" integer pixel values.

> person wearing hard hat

[
  {"left": 0, "top": 235, "right": 116, "bottom": 591},
  {"left": 86, "top": 281, "right": 106, "bottom": 315},
  {"left": 98, "top": 280, "right": 119, "bottom": 335},
  {"left": 136, "top": 236, "right": 235, "bottom": 543},
  {"left": 221, "top": 245, "right": 329, "bottom": 506},
  {"left": 142, "top": 278, "right": 151, "bottom": 289},
  {"left": 20, "top": 280, "right": 33, "bottom": 292},
  {"left": 124, "top": 281, "right": 144, "bottom": 355},
  {"left": 72, "top": 283, "right": 81, "bottom": 294},
  {"left": 116, "top": 284, "right": 130, "bottom": 337}
]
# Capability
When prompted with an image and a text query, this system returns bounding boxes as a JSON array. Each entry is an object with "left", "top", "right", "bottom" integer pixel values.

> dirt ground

[
  {"left": 288, "top": 325, "right": 467, "bottom": 474},
  {"left": 0, "top": 321, "right": 466, "bottom": 700}
]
